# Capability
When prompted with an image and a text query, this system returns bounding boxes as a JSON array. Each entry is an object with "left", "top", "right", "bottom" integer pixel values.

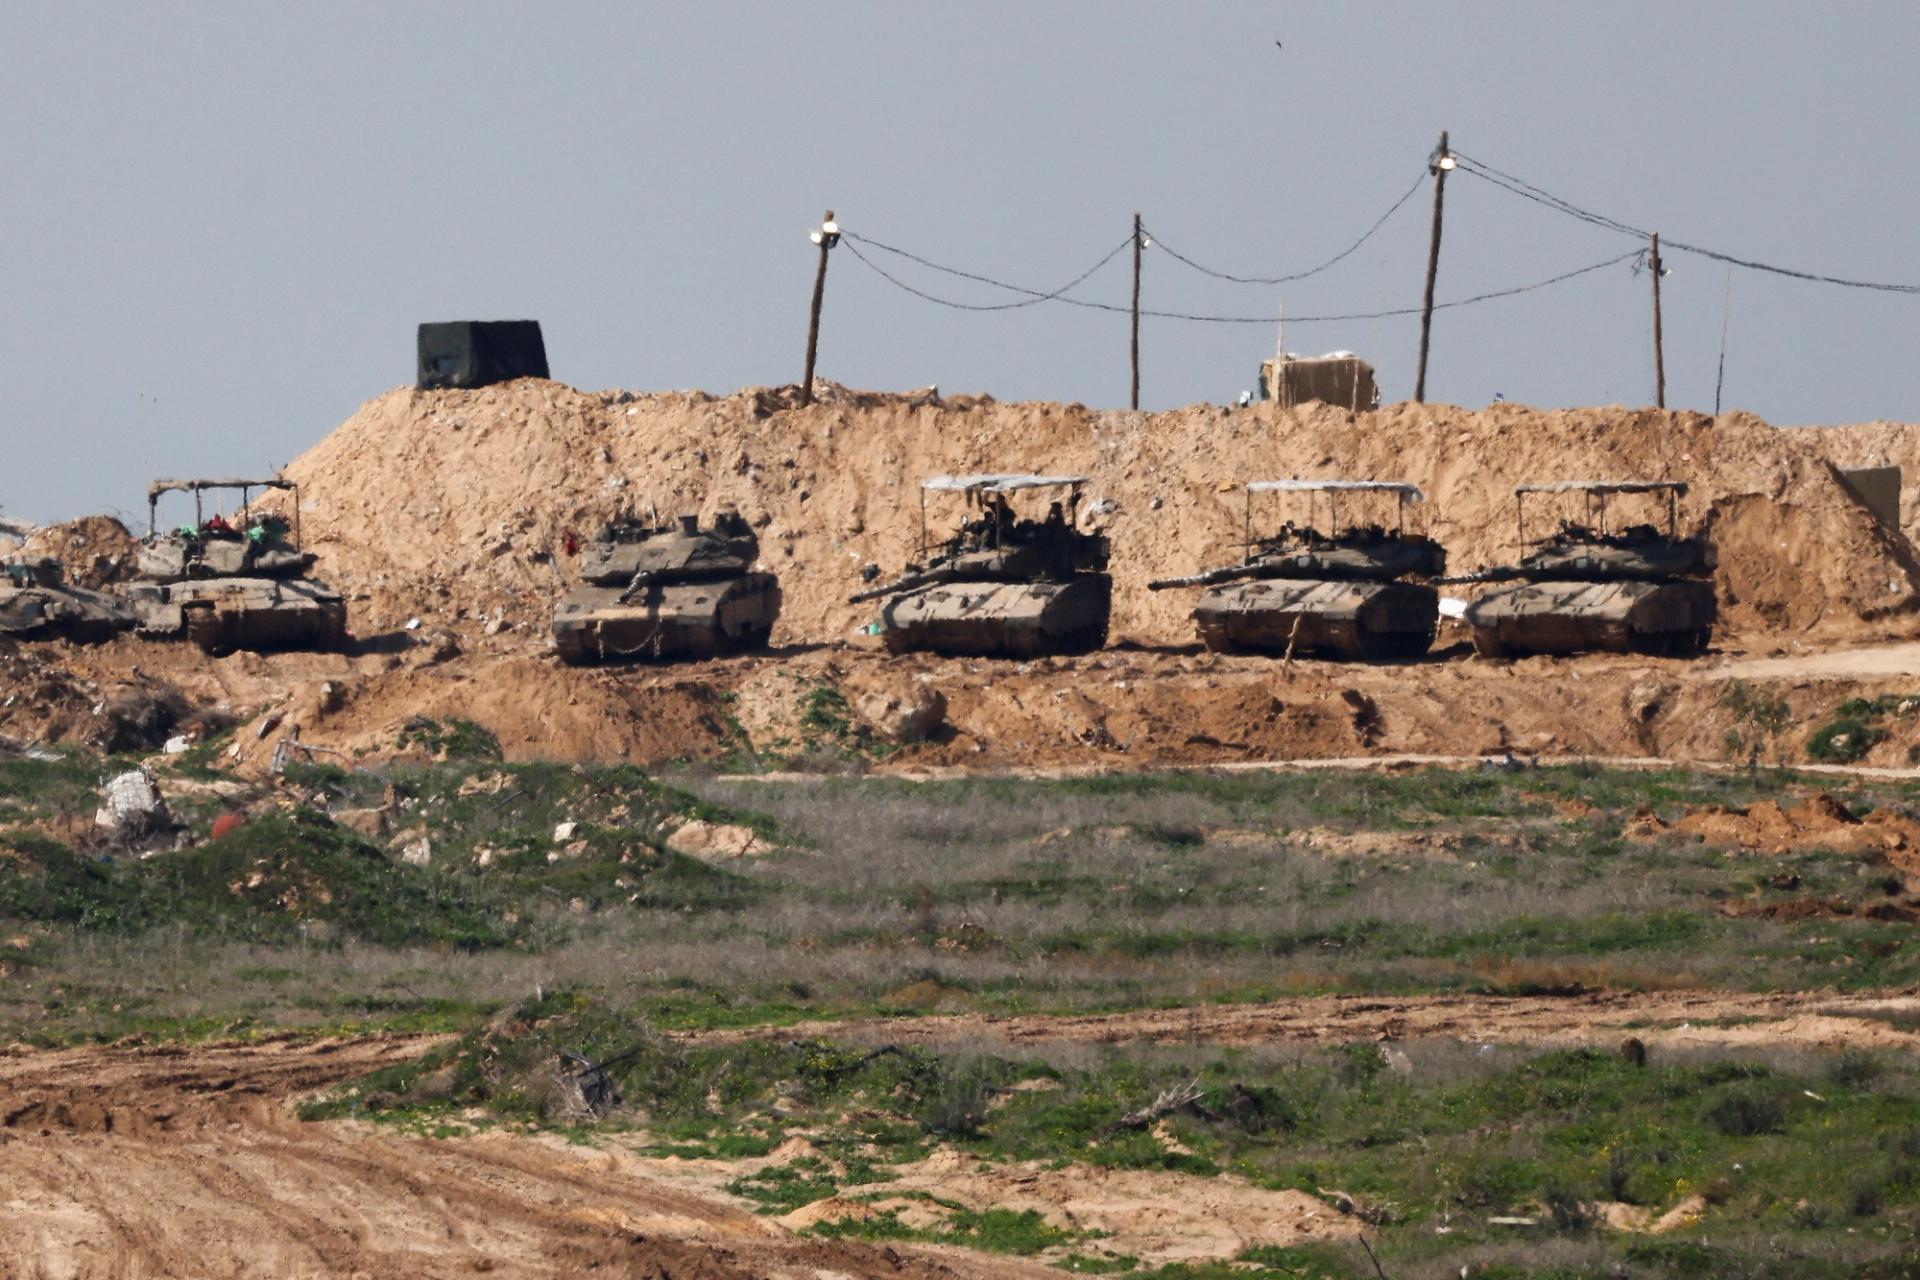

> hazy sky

[{"left": 5, "top": 1, "right": 1918, "bottom": 521}]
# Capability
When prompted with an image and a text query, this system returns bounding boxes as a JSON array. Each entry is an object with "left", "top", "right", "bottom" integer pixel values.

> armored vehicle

[
  {"left": 552, "top": 511, "right": 780, "bottom": 664},
  {"left": 0, "top": 558, "right": 133, "bottom": 644},
  {"left": 1151, "top": 480, "right": 1443, "bottom": 660},
  {"left": 850, "top": 475, "right": 1110, "bottom": 657},
  {"left": 122, "top": 478, "right": 347, "bottom": 653},
  {"left": 1457, "top": 480, "right": 1715, "bottom": 658}
]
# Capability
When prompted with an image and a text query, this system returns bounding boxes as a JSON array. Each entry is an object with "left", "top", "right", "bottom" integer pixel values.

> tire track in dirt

[{"left": 0, "top": 1035, "right": 1055, "bottom": 1280}]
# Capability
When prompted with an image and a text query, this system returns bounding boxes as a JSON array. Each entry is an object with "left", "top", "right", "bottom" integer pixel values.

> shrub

[{"left": 1706, "top": 1086, "right": 1785, "bottom": 1137}]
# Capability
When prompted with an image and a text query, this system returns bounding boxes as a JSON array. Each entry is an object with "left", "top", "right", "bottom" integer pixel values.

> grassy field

[
  {"left": 305, "top": 989, "right": 1920, "bottom": 1279},
  {"left": 5, "top": 752, "right": 1920, "bottom": 1276},
  {"left": 6, "top": 756, "right": 1920, "bottom": 1037}
]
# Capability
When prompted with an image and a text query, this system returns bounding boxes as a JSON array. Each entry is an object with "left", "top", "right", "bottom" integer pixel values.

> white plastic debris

[
  {"left": 404, "top": 617, "right": 422, "bottom": 631},
  {"left": 95, "top": 768, "right": 166, "bottom": 833},
  {"left": 553, "top": 820, "right": 578, "bottom": 842},
  {"left": 1437, "top": 597, "right": 1468, "bottom": 620}
]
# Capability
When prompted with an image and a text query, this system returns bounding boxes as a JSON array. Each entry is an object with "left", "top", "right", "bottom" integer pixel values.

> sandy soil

[
  {"left": 708, "top": 989, "right": 1920, "bottom": 1056},
  {"left": 18, "top": 626, "right": 1920, "bottom": 778},
  {"left": 0, "top": 1036, "right": 1057, "bottom": 1280}
]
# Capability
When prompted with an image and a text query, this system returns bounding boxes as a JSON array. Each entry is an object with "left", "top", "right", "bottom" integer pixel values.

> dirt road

[
  {"left": 710, "top": 988, "right": 1920, "bottom": 1055},
  {"left": 0, "top": 1035, "right": 1048, "bottom": 1280},
  {"left": 1709, "top": 639, "right": 1920, "bottom": 680}
]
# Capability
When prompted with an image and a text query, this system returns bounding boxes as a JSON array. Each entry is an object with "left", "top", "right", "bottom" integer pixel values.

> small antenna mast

[
  {"left": 1271, "top": 301, "right": 1286, "bottom": 404},
  {"left": 1714, "top": 268, "right": 1734, "bottom": 415}
]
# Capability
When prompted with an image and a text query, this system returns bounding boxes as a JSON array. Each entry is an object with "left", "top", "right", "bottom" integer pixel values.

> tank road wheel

[
  {"left": 1353, "top": 620, "right": 1437, "bottom": 662},
  {"left": 1632, "top": 626, "right": 1711, "bottom": 659},
  {"left": 1470, "top": 628, "right": 1510, "bottom": 660},
  {"left": 185, "top": 609, "right": 231, "bottom": 656},
  {"left": 1051, "top": 616, "right": 1108, "bottom": 657},
  {"left": 552, "top": 627, "right": 590, "bottom": 666},
  {"left": 318, "top": 606, "right": 349, "bottom": 653},
  {"left": 1194, "top": 621, "right": 1236, "bottom": 654},
  {"left": 733, "top": 622, "right": 774, "bottom": 654}
]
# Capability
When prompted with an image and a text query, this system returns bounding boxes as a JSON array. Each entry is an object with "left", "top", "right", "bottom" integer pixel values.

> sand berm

[{"left": 283, "top": 379, "right": 1920, "bottom": 647}]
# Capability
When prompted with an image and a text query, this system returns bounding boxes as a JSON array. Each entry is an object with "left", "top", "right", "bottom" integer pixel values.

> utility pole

[
  {"left": 1414, "top": 130, "right": 1451, "bottom": 404},
  {"left": 800, "top": 210, "right": 838, "bottom": 408},
  {"left": 1650, "top": 232, "right": 1666, "bottom": 409},
  {"left": 1131, "top": 211, "right": 1143, "bottom": 411}
]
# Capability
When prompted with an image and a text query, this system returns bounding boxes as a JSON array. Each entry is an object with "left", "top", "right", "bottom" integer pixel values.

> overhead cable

[
  {"left": 1138, "top": 166, "right": 1431, "bottom": 285},
  {"left": 842, "top": 229, "right": 1642, "bottom": 325},
  {"left": 1452, "top": 150, "right": 1920, "bottom": 295},
  {"left": 841, "top": 230, "right": 1135, "bottom": 310}
]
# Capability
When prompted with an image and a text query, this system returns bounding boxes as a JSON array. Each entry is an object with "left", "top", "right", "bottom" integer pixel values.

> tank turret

[
  {"left": 852, "top": 475, "right": 1110, "bottom": 657},
  {"left": 552, "top": 511, "right": 781, "bottom": 664}
]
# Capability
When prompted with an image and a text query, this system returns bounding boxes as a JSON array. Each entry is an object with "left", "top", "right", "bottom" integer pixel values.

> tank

[
  {"left": 552, "top": 511, "right": 781, "bottom": 664},
  {"left": 1150, "top": 481, "right": 1443, "bottom": 660},
  {"left": 850, "top": 475, "right": 1111, "bottom": 657},
  {"left": 121, "top": 478, "right": 348, "bottom": 653},
  {"left": 1458, "top": 481, "right": 1716, "bottom": 659},
  {"left": 0, "top": 558, "right": 134, "bottom": 644}
]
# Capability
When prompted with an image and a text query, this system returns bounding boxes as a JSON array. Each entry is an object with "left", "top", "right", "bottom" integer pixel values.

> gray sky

[{"left": 5, "top": 1, "right": 1919, "bottom": 522}]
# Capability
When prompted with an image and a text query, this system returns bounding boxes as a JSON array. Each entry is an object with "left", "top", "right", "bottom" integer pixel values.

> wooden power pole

[
  {"left": 1414, "top": 130, "right": 1451, "bottom": 404},
  {"left": 800, "top": 209, "right": 835, "bottom": 408},
  {"left": 1131, "top": 211, "right": 1143, "bottom": 411},
  {"left": 1650, "top": 232, "right": 1666, "bottom": 409}
]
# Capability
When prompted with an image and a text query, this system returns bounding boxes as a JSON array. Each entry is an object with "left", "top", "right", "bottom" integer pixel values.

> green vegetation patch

[
  {"left": 1806, "top": 695, "right": 1919, "bottom": 764},
  {"left": 2, "top": 812, "right": 520, "bottom": 948},
  {"left": 397, "top": 717, "right": 504, "bottom": 762}
]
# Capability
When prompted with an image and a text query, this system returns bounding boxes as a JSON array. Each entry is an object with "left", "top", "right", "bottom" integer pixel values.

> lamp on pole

[{"left": 800, "top": 210, "right": 840, "bottom": 408}]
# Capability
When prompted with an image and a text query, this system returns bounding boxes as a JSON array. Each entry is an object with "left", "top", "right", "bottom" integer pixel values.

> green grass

[
  {"left": 812, "top": 1205, "right": 1081, "bottom": 1256},
  {"left": 1, "top": 813, "right": 521, "bottom": 947},
  {"left": 396, "top": 717, "right": 504, "bottom": 762},
  {"left": 309, "top": 990, "right": 1920, "bottom": 1277}
]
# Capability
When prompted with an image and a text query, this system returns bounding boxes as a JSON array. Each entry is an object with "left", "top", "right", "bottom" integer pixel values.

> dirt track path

[
  {"left": 701, "top": 988, "right": 1920, "bottom": 1055},
  {"left": 1708, "top": 640, "right": 1920, "bottom": 680},
  {"left": 0, "top": 1035, "right": 1049, "bottom": 1280}
]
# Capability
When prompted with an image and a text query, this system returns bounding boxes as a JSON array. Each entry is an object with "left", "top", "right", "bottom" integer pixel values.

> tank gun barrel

[
  {"left": 1435, "top": 565, "right": 1527, "bottom": 586},
  {"left": 849, "top": 567, "right": 948, "bottom": 604},
  {"left": 1147, "top": 563, "right": 1263, "bottom": 592}
]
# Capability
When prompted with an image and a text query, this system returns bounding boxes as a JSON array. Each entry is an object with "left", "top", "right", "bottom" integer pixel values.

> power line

[
  {"left": 843, "top": 227, "right": 1642, "bottom": 325},
  {"left": 1452, "top": 150, "right": 1920, "bottom": 295},
  {"left": 841, "top": 230, "right": 1135, "bottom": 310},
  {"left": 1449, "top": 151, "right": 1647, "bottom": 238},
  {"left": 1139, "top": 166, "right": 1430, "bottom": 285}
]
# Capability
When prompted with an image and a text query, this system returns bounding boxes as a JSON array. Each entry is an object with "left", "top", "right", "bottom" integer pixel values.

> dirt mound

[
  {"left": 1704, "top": 459, "right": 1920, "bottom": 636},
  {"left": 16, "top": 514, "right": 139, "bottom": 587},
  {"left": 1656, "top": 792, "right": 1920, "bottom": 869},
  {"left": 279, "top": 381, "right": 1920, "bottom": 647}
]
